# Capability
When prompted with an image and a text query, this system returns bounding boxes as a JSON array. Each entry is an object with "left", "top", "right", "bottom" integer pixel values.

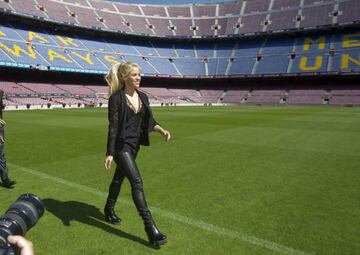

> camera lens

[{"left": 0, "top": 194, "right": 44, "bottom": 236}]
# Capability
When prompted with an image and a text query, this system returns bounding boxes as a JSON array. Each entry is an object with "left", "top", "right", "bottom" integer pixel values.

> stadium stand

[
  {"left": 246, "top": 90, "right": 286, "bottom": 105},
  {"left": 0, "top": 0, "right": 358, "bottom": 38},
  {"left": 55, "top": 84, "right": 96, "bottom": 96},
  {"left": 222, "top": 89, "right": 249, "bottom": 104},
  {"left": 10, "top": 97, "right": 51, "bottom": 106},
  {"left": 0, "top": 81, "right": 36, "bottom": 95},
  {"left": 0, "top": 19, "right": 359, "bottom": 77},
  {"left": 0, "top": 0, "right": 358, "bottom": 107},
  {"left": 329, "top": 89, "right": 360, "bottom": 105},
  {"left": 287, "top": 89, "right": 327, "bottom": 105},
  {"left": 19, "top": 82, "right": 69, "bottom": 95}
]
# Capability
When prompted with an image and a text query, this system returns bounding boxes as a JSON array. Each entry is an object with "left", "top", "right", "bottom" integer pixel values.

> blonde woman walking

[{"left": 104, "top": 62, "right": 171, "bottom": 247}]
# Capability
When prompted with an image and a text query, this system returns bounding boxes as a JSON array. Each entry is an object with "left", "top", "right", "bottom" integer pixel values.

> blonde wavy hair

[{"left": 105, "top": 61, "right": 141, "bottom": 98}]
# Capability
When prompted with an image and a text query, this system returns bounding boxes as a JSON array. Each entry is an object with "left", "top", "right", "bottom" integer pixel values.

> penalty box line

[{"left": 9, "top": 163, "right": 312, "bottom": 255}]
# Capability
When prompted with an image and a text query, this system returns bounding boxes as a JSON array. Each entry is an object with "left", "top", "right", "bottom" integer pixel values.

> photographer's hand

[{"left": 7, "top": 235, "right": 34, "bottom": 255}]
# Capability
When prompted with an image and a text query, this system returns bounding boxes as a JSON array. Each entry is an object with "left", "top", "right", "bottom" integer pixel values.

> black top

[
  {"left": 0, "top": 89, "right": 3, "bottom": 119},
  {"left": 106, "top": 88, "right": 158, "bottom": 156},
  {"left": 0, "top": 90, "right": 4, "bottom": 136},
  {"left": 124, "top": 96, "right": 145, "bottom": 151}
]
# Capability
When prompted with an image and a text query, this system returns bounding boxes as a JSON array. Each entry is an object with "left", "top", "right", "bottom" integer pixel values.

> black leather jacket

[{"left": 106, "top": 89, "right": 157, "bottom": 156}]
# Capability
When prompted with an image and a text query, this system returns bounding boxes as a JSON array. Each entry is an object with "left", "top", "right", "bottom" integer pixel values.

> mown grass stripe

[{"left": 9, "top": 162, "right": 312, "bottom": 255}]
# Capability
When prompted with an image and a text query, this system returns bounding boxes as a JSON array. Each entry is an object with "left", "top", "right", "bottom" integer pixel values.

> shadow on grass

[{"left": 43, "top": 198, "right": 156, "bottom": 249}]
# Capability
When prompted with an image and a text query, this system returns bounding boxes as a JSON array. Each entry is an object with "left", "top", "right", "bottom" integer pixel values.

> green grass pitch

[{"left": 0, "top": 106, "right": 359, "bottom": 255}]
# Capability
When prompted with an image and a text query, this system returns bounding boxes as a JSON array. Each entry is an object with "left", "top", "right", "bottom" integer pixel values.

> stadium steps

[
  {"left": 171, "top": 62, "right": 182, "bottom": 76},
  {"left": 225, "top": 41, "right": 239, "bottom": 75}
]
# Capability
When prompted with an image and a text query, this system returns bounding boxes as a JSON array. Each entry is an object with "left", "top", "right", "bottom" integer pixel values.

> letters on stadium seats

[
  {"left": 0, "top": 43, "right": 36, "bottom": 59},
  {"left": 28, "top": 32, "right": 49, "bottom": 44},
  {"left": 300, "top": 56, "right": 323, "bottom": 71},
  {"left": 56, "top": 36, "right": 79, "bottom": 47},
  {"left": 341, "top": 55, "right": 360, "bottom": 69},
  {"left": 0, "top": 27, "right": 358, "bottom": 74},
  {"left": 342, "top": 33, "right": 360, "bottom": 48}
]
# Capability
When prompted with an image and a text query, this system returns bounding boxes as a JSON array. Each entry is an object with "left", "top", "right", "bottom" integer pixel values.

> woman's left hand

[
  {"left": 161, "top": 129, "right": 171, "bottom": 142},
  {"left": 153, "top": 125, "right": 171, "bottom": 141}
]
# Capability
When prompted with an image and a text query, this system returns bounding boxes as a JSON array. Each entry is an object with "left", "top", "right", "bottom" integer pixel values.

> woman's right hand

[
  {"left": 104, "top": 155, "right": 113, "bottom": 170},
  {"left": 0, "top": 118, "right": 6, "bottom": 127}
]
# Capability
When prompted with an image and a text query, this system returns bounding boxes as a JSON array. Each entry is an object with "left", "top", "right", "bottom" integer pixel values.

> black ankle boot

[
  {"left": 1, "top": 179, "right": 16, "bottom": 188},
  {"left": 139, "top": 209, "right": 167, "bottom": 247},
  {"left": 104, "top": 200, "right": 121, "bottom": 225},
  {"left": 145, "top": 223, "right": 167, "bottom": 247}
]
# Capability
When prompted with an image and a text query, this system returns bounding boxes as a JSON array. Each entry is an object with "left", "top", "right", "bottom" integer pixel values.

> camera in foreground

[{"left": 0, "top": 194, "right": 44, "bottom": 255}]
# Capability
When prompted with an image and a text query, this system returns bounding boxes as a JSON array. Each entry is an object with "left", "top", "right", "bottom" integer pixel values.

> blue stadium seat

[
  {"left": 174, "top": 43, "right": 195, "bottom": 58},
  {"left": 76, "top": 36, "right": 114, "bottom": 52},
  {"left": 234, "top": 40, "right": 263, "bottom": 57},
  {"left": 196, "top": 43, "right": 215, "bottom": 58},
  {"left": 206, "top": 58, "right": 229, "bottom": 76},
  {"left": 174, "top": 58, "right": 205, "bottom": 75},
  {"left": 256, "top": 55, "right": 290, "bottom": 74},
  {"left": 216, "top": 41, "right": 236, "bottom": 57},
  {"left": 105, "top": 39, "right": 139, "bottom": 55},
  {"left": 152, "top": 42, "right": 177, "bottom": 57},
  {"left": 262, "top": 37, "right": 294, "bottom": 54},
  {"left": 0, "top": 48, "right": 17, "bottom": 64},
  {"left": 0, "top": 23, "right": 26, "bottom": 41},
  {"left": 131, "top": 41, "right": 158, "bottom": 57},
  {"left": 215, "top": 58, "right": 229, "bottom": 75},
  {"left": 228, "top": 57, "right": 256, "bottom": 75},
  {"left": 123, "top": 55, "right": 158, "bottom": 74},
  {"left": 147, "top": 57, "right": 178, "bottom": 75}
]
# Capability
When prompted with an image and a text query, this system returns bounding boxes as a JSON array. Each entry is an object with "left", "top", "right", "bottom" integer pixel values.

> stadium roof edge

[
  {"left": 1, "top": 8, "right": 358, "bottom": 43},
  {"left": 101, "top": 0, "right": 239, "bottom": 7},
  {"left": 2, "top": 64, "right": 359, "bottom": 81}
]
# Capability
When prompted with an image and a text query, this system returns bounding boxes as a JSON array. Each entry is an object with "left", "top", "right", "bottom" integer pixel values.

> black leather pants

[
  {"left": 106, "top": 149, "right": 153, "bottom": 225},
  {"left": 0, "top": 143, "right": 9, "bottom": 182}
]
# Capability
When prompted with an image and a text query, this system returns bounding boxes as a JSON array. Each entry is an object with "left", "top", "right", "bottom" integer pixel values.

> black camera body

[
  {"left": 0, "top": 230, "right": 17, "bottom": 255},
  {"left": 0, "top": 194, "right": 44, "bottom": 255}
]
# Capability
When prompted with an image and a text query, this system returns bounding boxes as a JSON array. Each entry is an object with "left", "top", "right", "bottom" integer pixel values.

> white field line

[{"left": 9, "top": 163, "right": 313, "bottom": 255}]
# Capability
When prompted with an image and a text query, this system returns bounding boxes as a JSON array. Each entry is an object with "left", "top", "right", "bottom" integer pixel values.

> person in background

[
  {"left": 104, "top": 62, "right": 171, "bottom": 247},
  {"left": 0, "top": 89, "right": 16, "bottom": 188}
]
